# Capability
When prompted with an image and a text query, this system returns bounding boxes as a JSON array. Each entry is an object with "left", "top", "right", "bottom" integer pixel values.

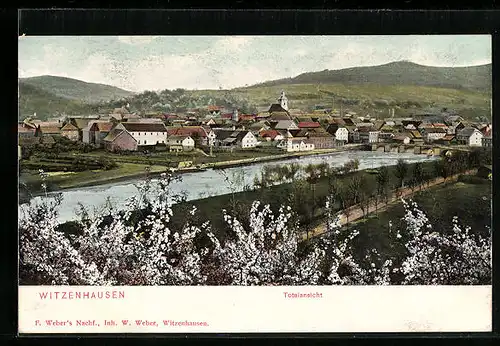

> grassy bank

[
  {"left": 19, "top": 163, "right": 168, "bottom": 192},
  {"left": 342, "top": 180, "right": 491, "bottom": 266}
]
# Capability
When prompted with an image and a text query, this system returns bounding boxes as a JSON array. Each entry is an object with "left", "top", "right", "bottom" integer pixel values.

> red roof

[
  {"left": 298, "top": 121, "right": 321, "bottom": 128},
  {"left": 479, "top": 126, "right": 492, "bottom": 137},
  {"left": 259, "top": 130, "right": 280, "bottom": 140},
  {"left": 208, "top": 105, "right": 221, "bottom": 111},
  {"left": 18, "top": 124, "right": 35, "bottom": 133},
  {"left": 221, "top": 113, "right": 234, "bottom": 119},
  {"left": 432, "top": 123, "right": 448, "bottom": 127},
  {"left": 239, "top": 114, "right": 256, "bottom": 122},
  {"left": 167, "top": 126, "right": 208, "bottom": 138}
]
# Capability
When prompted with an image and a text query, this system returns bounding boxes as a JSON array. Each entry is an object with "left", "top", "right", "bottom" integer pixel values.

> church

[{"left": 268, "top": 91, "right": 291, "bottom": 120}]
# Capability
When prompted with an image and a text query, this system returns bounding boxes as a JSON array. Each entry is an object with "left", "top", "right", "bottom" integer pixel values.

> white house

[
  {"left": 334, "top": 127, "right": 349, "bottom": 142},
  {"left": 457, "top": 127, "right": 484, "bottom": 147},
  {"left": 167, "top": 135, "right": 195, "bottom": 152},
  {"left": 240, "top": 131, "right": 260, "bottom": 148},
  {"left": 115, "top": 122, "right": 168, "bottom": 146},
  {"left": 207, "top": 129, "right": 217, "bottom": 147},
  {"left": 278, "top": 138, "right": 315, "bottom": 152}
]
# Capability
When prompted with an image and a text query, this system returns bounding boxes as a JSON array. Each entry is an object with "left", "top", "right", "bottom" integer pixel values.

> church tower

[
  {"left": 278, "top": 90, "right": 289, "bottom": 111},
  {"left": 232, "top": 108, "right": 239, "bottom": 122}
]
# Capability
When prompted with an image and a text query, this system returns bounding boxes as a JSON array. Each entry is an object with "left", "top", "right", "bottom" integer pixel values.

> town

[{"left": 18, "top": 90, "right": 492, "bottom": 159}]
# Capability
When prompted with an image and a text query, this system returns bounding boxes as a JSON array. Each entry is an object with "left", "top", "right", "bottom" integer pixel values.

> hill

[
  {"left": 19, "top": 75, "right": 134, "bottom": 103},
  {"left": 18, "top": 82, "right": 101, "bottom": 120},
  {"left": 252, "top": 61, "right": 492, "bottom": 92},
  {"left": 190, "top": 82, "right": 491, "bottom": 120}
]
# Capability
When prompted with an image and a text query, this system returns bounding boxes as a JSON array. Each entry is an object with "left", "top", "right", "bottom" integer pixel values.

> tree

[
  {"left": 337, "top": 183, "right": 354, "bottom": 226},
  {"left": 394, "top": 159, "right": 409, "bottom": 190},
  {"left": 412, "top": 162, "right": 424, "bottom": 190},
  {"left": 393, "top": 199, "right": 491, "bottom": 285},
  {"left": 376, "top": 166, "right": 390, "bottom": 205}
]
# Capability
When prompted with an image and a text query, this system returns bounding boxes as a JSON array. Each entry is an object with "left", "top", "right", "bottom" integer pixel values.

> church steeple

[{"left": 278, "top": 90, "right": 288, "bottom": 111}]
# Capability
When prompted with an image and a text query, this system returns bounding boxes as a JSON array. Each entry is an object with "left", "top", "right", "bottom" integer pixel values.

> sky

[{"left": 18, "top": 35, "right": 491, "bottom": 93}]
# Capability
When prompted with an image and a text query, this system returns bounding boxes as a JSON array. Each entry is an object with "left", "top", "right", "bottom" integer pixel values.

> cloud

[
  {"left": 117, "top": 36, "right": 160, "bottom": 45},
  {"left": 18, "top": 35, "right": 491, "bottom": 92},
  {"left": 216, "top": 36, "right": 254, "bottom": 52}
]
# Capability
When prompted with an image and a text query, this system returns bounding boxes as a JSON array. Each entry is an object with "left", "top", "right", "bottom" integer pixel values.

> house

[
  {"left": 248, "top": 120, "right": 270, "bottom": 134},
  {"left": 272, "top": 120, "right": 299, "bottom": 131},
  {"left": 115, "top": 122, "right": 169, "bottom": 146},
  {"left": 166, "top": 135, "right": 195, "bottom": 152},
  {"left": 213, "top": 129, "right": 260, "bottom": 149},
  {"left": 60, "top": 123, "right": 80, "bottom": 141},
  {"left": 423, "top": 127, "right": 447, "bottom": 143},
  {"left": 444, "top": 115, "right": 465, "bottom": 126},
  {"left": 18, "top": 123, "right": 36, "bottom": 138},
  {"left": 239, "top": 114, "right": 257, "bottom": 122},
  {"left": 35, "top": 122, "right": 62, "bottom": 137},
  {"left": 83, "top": 121, "right": 114, "bottom": 147},
  {"left": 435, "top": 134, "right": 456, "bottom": 145},
  {"left": 346, "top": 126, "right": 360, "bottom": 143},
  {"left": 482, "top": 136, "right": 492, "bottom": 148},
  {"left": 393, "top": 133, "right": 411, "bottom": 145},
  {"left": 103, "top": 129, "right": 138, "bottom": 152},
  {"left": 333, "top": 127, "right": 349, "bottom": 146},
  {"left": 409, "top": 131, "right": 424, "bottom": 145},
  {"left": 297, "top": 121, "right": 321, "bottom": 129},
  {"left": 478, "top": 124, "right": 492, "bottom": 138},
  {"left": 207, "top": 105, "right": 222, "bottom": 116},
  {"left": 456, "top": 127, "right": 484, "bottom": 146},
  {"left": 357, "top": 127, "right": 379, "bottom": 144},
  {"left": 67, "top": 117, "right": 95, "bottom": 141},
  {"left": 277, "top": 138, "right": 315, "bottom": 152},
  {"left": 297, "top": 128, "right": 335, "bottom": 149},
  {"left": 167, "top": 126, "right": 215, "bottom": 147},
  {"left": 259, "top": 130, "right": 284, "bottom": 142}
]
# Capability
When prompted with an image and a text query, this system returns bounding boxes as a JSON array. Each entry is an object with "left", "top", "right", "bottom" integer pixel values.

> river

[{"left": 19, "top": 151, "right": 439, "bottom": 223}]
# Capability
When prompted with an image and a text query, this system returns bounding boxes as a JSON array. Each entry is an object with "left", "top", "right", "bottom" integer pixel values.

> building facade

[{"left": 115, "top": 122, "right": 169, "bottom": 146}]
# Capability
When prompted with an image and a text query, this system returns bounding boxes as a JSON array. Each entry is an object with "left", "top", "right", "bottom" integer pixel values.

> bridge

[{"left": 371, "top": 143, "right": 472, "bottom": 156}]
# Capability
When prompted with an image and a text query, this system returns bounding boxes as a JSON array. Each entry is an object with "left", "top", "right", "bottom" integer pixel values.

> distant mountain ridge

[
  {"left": 251, "top": 61, "right": 492, "bottom": 92},
  {"left": 19, "top": 75, "right": 134, "bottom": 103}
]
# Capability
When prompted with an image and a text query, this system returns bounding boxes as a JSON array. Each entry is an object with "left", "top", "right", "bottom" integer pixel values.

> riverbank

[{"left": 19, "top": 144, "right": 366, "bottom": 198}]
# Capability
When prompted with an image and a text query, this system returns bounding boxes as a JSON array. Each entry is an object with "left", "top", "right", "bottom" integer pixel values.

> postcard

[{"left": 18, "top": 35, "right": 492, "bottom": 333}]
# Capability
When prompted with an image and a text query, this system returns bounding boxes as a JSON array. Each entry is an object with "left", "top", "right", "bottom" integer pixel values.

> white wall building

[
  {"left": 240, "top": 131, "right": 260, "bottom": 148},
  {"left": 334, "top": 127, "right": 349, "bottom": 142},
  {"left": 115, "top": 122, "right": 168, "bottom": 146},
  {"left": 279, "top": 138, "right": 315, "bottom": 152}
]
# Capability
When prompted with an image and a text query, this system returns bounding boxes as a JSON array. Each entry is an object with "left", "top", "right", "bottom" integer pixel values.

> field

[{"left": 344, "top": 179, "right": 492, "bottom": 265}]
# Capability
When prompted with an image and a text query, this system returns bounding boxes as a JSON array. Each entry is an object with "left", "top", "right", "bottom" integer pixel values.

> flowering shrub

[
  {"left": 18, "top": 172, "right": 491, "bottom": 286},
  {"left": 394, "top": 199, "right": 491, "bottom": 285}
]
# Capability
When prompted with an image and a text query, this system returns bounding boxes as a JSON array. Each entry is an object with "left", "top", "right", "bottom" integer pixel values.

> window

[{"left": 151, "top": 132, "right": 153, "bottom": 135}]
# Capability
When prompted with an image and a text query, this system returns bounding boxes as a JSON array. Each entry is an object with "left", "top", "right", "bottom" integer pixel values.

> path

[{"left": 302, "top": 168, "right": 478, "bottom": 241}]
